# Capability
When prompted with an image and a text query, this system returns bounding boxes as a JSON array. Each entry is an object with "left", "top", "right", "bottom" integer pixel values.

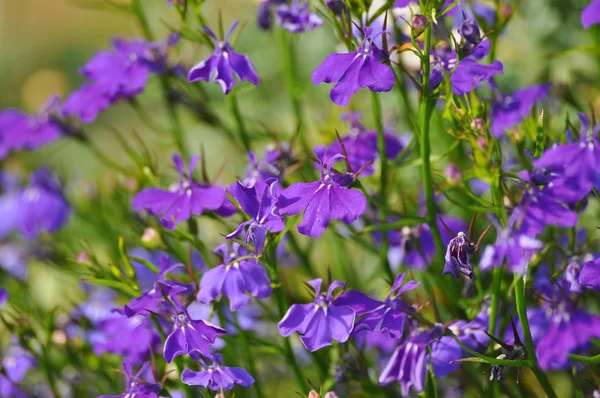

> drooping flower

[
  {"left": 275, "top": 0, "right": 323, "bottom": 33},
  {"left": 188, "top": 22, "right": 260, "bottom": 94},
  {"left": 582, "top": 0, "right": 600, "bottom": 28},
  {"left": 162, "top": 296, "right": 225, "bottom": 363},
  {"left": 277, "top": 146, "right": 367, "bottom": 238},
  {"left": 0, "top": 97, "right": 63, "bottom": 159},
  {"left": 197, "top": 243, "right": 272, "bottom": 311},
  {"left": 491, "top": 84, "right": 550, "bottom": 137},
  {"left": 181, "top": 353, "right": 255, "bottom": 391},
  {"left": 132, "top": 154, "right": 230, "bottom": 230},
  {"left": 226, "top": 180, "right": 285, "bottom": 254},
  {"left": 98, "top": 362, "right": 161, "bottom": 398},
  {"left": 312, "top": 27, "right": 395, "bottom": 106},
  {"left": 278, "top": 279, "right": 355, "bottom": 351},
  {"left": 335, "top": 273, "right": 419, "bottom": 339},
  {"left": 580, "top": 257, "right": 600, "bottom": 291},
  {"left": 443, "top": 232, "right": 476, "bottom": 280}
]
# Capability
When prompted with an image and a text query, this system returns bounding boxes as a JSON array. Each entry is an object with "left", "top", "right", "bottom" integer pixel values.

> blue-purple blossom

[
  {"left": 226, "top": 180, "right": 284, "bottom": 254},
  {"left": 278, "top": 279, "right": 355, "bottom": 351},
  {"left": 188, "top": 22, "right": 259, "bottom": 94},
  {"left": 0, "top": 289, "right": 6, "bottom": 307},
  {"left": 277, "top": 146, "right": 367, "bottom": 238},
  {"left": 243, "top": 144, "right": 292, "bottom": 192},
  {"left": 443, "top": 232, "right": 476, "bottom": 280},
  {"left": 275, "top": 0, "right": 323, "bottom": 33},
  {"left": 582, "top": 0, "right": 600, "bottom": 28},
  {"left": 335, "top": 273, "right": 419, "bottom": 339},
  {"left": 197, "top": 243, "right": 272, "bottom": 311},
  {"left": 162, "top": 296, "right": 225, "bottom": 363},
  {"left": 491, "top": 84, "right": 550, "bottom": 137},
  {"left": 0, "top": 97, "right": 63, "bottom": 159},
  {"left": 0, "top": 243, "right": 29, "bottom": 280},
  {"left": 580, "top": 257, "right": 600, "bottom": 291},
  {"left": 98, "top": 362, "right": 161, "bottom": 398},
  {"left": 132, "top": 154, "right": 230, "bottom": 230},
  {"left": 181, "top": 353, "right": 255, "bottom": 391},
  {"left": 312, "top": 27, "right": 395, "bottom": 106},
  {"left": 0, "top": 344, "right": 35, "bottom": 398}
]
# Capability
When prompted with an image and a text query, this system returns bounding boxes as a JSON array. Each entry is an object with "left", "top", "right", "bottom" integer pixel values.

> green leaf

[
  {"left": 83, "top": 277, "right": 139, "bottom": 297},
  {"left": 118, "top": 236, "right": 137, "bottom": 281},
  {"left": 534, "top": 110, "right": 545, "bottom": 158},
  {"left": 569, "top": 353, "right": 600, "bottom": 365},
  {"left": 129, "top": 256, "right": 159, "bottom": 274}
]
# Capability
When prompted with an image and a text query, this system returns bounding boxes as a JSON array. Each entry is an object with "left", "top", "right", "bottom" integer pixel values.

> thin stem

[
  {"left": 234, "top": 314, "right": 266, "bottom": 398},
  {"left": 372, "top": 92, "right": 394, "bottom": 282},
  {"left": 487, "top": 265, "right": 503, "bottom": 347},
  {"left": 230, "top": 90, "right": 251, "bottom": 152}
]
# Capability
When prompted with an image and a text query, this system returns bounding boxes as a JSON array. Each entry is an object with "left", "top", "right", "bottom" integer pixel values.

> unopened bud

[
  {"left": 141, "top": 227, "right": 161, "bottom": 247},
  {"left": 308, "top": 391, "right": 320, "bottom": 398},
  {"left": 459, "top": 18, "right": 481, "bottom": 44},
  {"left": 476, "top": 135, "right": 487, "bottom": 150},
  {"left": 324, "top": 393, "right": 339, "bottom": 398},
  {"left": 444, "top": 164, "right": 462, "bottom": 185},
  {"left": 471, "top": 118, "right": 485, "bottom": 131},
  {"left": 325, "top": 0, "right": 346, "bottom": 15},
  {"left": 412, "top": 14, "right": 428, "bottom": 37},
  {"left": 77, "top": 251, "right": 91, "bottom": 266}
]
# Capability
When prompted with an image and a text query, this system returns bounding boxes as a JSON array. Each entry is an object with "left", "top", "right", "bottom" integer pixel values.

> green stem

[
  {"left": 230, "top": 90, "right": 251, "bottom": 152},
  {"left": 418, "top": 22, "right": 445, "bottom": 265},
  {"left": 235, "top": 315, "right": 266, "bottom": 398},
  {"left": 487, "top": 265, "right": 503, "bottom": 347},
  {"left": 514, "top": 276, "right": 558, "bottom": 398},
  {"left": 372, "top": 92, "right": 394, "bottom": 282}
]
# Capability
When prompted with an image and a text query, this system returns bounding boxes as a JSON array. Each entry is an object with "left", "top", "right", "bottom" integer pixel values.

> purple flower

[
  {"left": 188, "top": 22, "right": 260, "bottom": 94},
  {"left": 198, "top": 243, "right": 272, "bottom": 311},
  {"left": 132, "top": 154, "right": 229, "bottom": 230},
  {"left": 277, "top": 146, "right": 367, "bottom": 238},
  {"left": 312, "top": 27, "right": 395, "bottom": 106},
  {"left": 2, "top": 345, "right": 36, "bottom": 385},
  {"left": 181, "top": 353, "right": 255, "bottom": 391},
  {"left": 162, "top": 296, "right": 225, "bottom": 363},
  {"left": 580, "top": 257, "right": 600, "bottom": 291},
  {"left": 98, "top": 362, "right": 161, "bottom": 398},
  {"left": 443, "top": 232, "right": 476, "bottom": 280},
  {"left": 243, "top": 144, "right": 292, "bottom": 192},
  {"left": 582, "top": 0, "right": 600, "bottom": 28},
  {"left": 62, "top": 83, "right": 112, "bottom": 124},
  {"left": 275, "top": 0, "right": 323, "bottom": 33},
  {"left": 226, "top": 181, "right": 284, "bottom": 254},
  {"left": 0, "top": 243, "right": 29, "bottom": 280},
  {"left": 0, "top": 98, "right": 62, "bottom": 159},
  {"left": 491, "top": 84, "right": 550, "bottom": 137},
  {"left": 0, "top": 289, "right": 6, "bottom": 307},
  {"left": 335, "top": 273, "right": 419, "bottom": 339},
  {"left": 278, "top": 279, "right": 355, "bottom": 351}
]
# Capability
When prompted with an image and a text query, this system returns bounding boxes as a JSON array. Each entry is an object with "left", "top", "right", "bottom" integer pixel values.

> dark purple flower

[
  {"left": 275, "top": 0, "right": 323, "bottom": 33},
  {"left": 335, "top": 273, "right": 419, "bottom": 339},
  {"left": 197, "top": 243, "right": 272, "bottom": 311},
  {"left": 0, "top": 98, "right": 62, "bottom": 159},
  {"left": 132, "top": 154, "right": 229, "bottom": 230},
  {"left": 188, "top": 22, "right": 260, "bottom": 94},
  {"left": 162, "top": 296, "right": 225, "bottom": 363},
  {"left": 226, "top": 181, "right": 284, "bottom": 254},
  {"left": 312, "top": 27, "right": 394, "bottom": 106},
  {"left": 580, "top": 257, "right": 600, "bottom": 291},
  {"left": 582, "top": 0, "right": 600, "bottom": 28},
  {"left": 278, "top": 279, "right": 355, "bottom": 351},
  {"left": 98, "top": 362, "right": 161, "bottom": 398},
  {"left": 0, "top": 289, "right": 6, "bottom": 307},
  {"left": 443, "top": 232, "right": 476, "bottom": 280},
  {"left": 459, "top": 15, "right": 481, "bottom": 46},
  {"left": 181, "top": 353, "right": 255, "bottom": 391},
  {"left": 491, "top": 84, "right": 550, "bottom": 137},
  {"left": 277, "top": 146, "right": 367, "bottom": 238},
  {"left": 325, "top": 0, "right": 346, "bottom": 14}
]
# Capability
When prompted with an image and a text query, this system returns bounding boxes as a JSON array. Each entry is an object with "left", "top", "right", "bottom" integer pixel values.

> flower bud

[
  {"left": 308, "top": 391, "right": 320, "bottom": 398},
  {"left": 471, "top": 118, "right": 485, "bottom": 131},
  {"left": 325, "top": 0, "right": 346, "bottom": 15},
  {"left": 444, "top": 163, "right": 462, "bottom": 185},
  {"left": 141, "top": 227, "right": 161, "bottom": 247},
  {"left": 324, "top": 393, "right": 339, "bottom": 398},
  {"left": 459, "top": 18, "right": 481, "bottom": 44},
  {"left": 412, "top": 14, "right": 428, "bottom": 37}
]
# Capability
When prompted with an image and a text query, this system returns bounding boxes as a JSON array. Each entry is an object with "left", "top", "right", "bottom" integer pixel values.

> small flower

[
  {"left": 162, "top": 296, "right": 225, "bottom": 363},
  {"left": 580, "top": 257, "right": 600, "bottom": 291},
  {"left": 335, "top": 273, "right": 419, "bottom": 338},
  {"left": 278, "top": 279, "right": 356, "bottom": 351},
  {"left": 0, "top": 288, "right": 6, "bottom": 307},
  {"left": 197, "top": 243, "right": 273, "bottom": 310},
  {"left": 181, "top": 353, "right": 255, "bottom": 391},
  {"left": 98, "top": 362, "right": 161, "bottom": 398},
  {"left": 226, "top": 180, "right": 285, "bottom": 254},
  {"left": 443, "top": 232, "right": 476, "bottom": 280},
  {"left": 188, "top": 22, "right": 260, "bottom": 94},
  {"left": 132, "top": 154, "right": 230, "bottom": 230},
  {"left": 325, "top": 0, "right": 346, "bottom": 15},
  {"left": 459, "top": 15, "right": 481, "bottom": 47},
  {"left": 277, "top": 146, "right": 367, "bottom": 238},
  {"left": 582, "top": 0, "right": 600, "bottom": 29},
  {"left": 275, "top": 0, "right": 323, "bottom": 33},
  {"left": 312, "top": 27, "right": 394, "bottom": 106},
  {"left": 491, "top": 84, "right": 550, "bottom": 137}
]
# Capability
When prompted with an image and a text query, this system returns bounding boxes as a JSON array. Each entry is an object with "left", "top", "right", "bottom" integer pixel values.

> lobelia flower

[
  {"left": 243, "top": 143, "right": 293, "bottom": 192},
  {"left": 580, "top": 257, "right": 600, "bottom": 291},
  {"left": 181, "top": 353, "right": 255, "bottom": 391},
  {"left": 256, "top": 0, "right": 287, "bottom": 30},
  {"left": 0, "top": 97, "right": 63, "bottom": 159},
  {"left": 132, "top": 154, "right": 231, "bottom": 230},
  {"left": 325, "top": 0, "right": 346, "bottom": 15},
  {"left": 582, "top": 0, "right": 600, "bottom": 28},
  {"left": 490, "top": 84, "right": 550, "bottom": 137},
  {"left": 98, "top": 362, "right": 161, "bottom": 398},
  {"left": 0, "top": 288, "right": 6, "bottom": 307},
  {"left": 275, "top": 0, "right": 323, "bottom": 33},
  {"left": 335, "top": 273, "right": 419, "bottom": 339},
  {"left": 226, "top": 180, "right": 285, "bottom": 254},
  {"left": 443, "top": 232, "right": 476, "bottom": 280},
  {"left": 0, "top": 243, "right": 29, "bottom": 280},
  {"left": 0, "top": 344, "right": 36, "bottom": 398},
  {"left": 278, "top": 279, "right": 356, "bottom": 351},
  {"left": 198, "top": 243, "right": 273, "bottom": 311},
  {"left": 162, "top": 296, "right": 225, "bottom": 363},
  {"left": 312, "top": 27, "right": 395, "bottom": 106},
  {"left": 277, "top": 146, "right": 367, "bottom": 238},
  {"left": 188, "top": 22, "right": 260, "bottom": 94}
]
